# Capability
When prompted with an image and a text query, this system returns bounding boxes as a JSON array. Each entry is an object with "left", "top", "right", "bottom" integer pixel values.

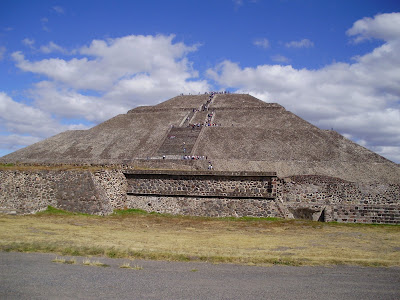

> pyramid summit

[{"left": 2, "top": 93, "right": 399, "bottom": 184}]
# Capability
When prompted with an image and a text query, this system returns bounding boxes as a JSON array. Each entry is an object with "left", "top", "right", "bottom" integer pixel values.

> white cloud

[
  {"left": 285, "top": 39, "right": 314, "bottom": 48},
  {"left": 39, "top": 41, "right": 67, "bottom": 54},
  {"left": 5, "top": 34, "right": 210, "bottom": 153},
  {"left": 0, "top": 92, "right": 83, "bottom": 138},
  {"left": 254, "top": 38, "right": 270, "bottom": 49},
  {"left": 347, "top": 12, "right": 400, "bottom": 43},
  {"left": 0, "top": 134, "right": 42, "bottom": 152},
  {"left": 13, "top": 35, "right": 205, "bottom": 92},
  {"left": 52, "top": 6, "right": 64, "bottom": 14},
  {"left": 0, "top": 91, "right": 89, "bottom": 153},
  {"left": 271, "top": 54, "right": 290, "bottom": 63},
  {"left": 370, "top": 146, "right": 400, "bottom": 164},
  {"left": 22, "top": 38, "right": 35, "bottom": 48},
  {"left": 30, "top": 81, "right": 127, "bottom": 122},
  {"left": 207, "top": 13, "right": 400, "bottom": 163}
]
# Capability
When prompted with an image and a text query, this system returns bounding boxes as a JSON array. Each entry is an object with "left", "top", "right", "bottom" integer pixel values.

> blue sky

[{"left": 1, "top": 0, "right": 400, "bottom": 162}]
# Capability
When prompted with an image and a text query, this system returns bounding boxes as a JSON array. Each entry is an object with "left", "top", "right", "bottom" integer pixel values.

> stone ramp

[
  {"left": 156, "top": 127, "right": 202, "bottom": 156},
  {"left": 181, "top": 110, "right": 197, "bottom": 127},
  {"left": 191, "top": 110, "right": 210, "bottom": 125}
]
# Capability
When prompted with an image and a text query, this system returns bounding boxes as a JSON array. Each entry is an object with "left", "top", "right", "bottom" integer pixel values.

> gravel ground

[{"left": 1, "top": 252, "right": 399, "bottom": 300}]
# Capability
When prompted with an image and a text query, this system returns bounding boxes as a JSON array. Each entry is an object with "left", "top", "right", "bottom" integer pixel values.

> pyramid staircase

[
  {"left": 156, "top": 127, "right": 202, "bottom": 156},
  {"left": 155, "top": 94, "right": 217, "bottom": 156}
]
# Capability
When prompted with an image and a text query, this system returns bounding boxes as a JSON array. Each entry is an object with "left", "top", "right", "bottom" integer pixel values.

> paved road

[{"left": 1, "top": 252, "right": 399, "bottom": 299}]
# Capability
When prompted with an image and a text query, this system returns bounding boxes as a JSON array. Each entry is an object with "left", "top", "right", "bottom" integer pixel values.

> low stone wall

[
  {"left": 332, "top": 204, "right": 400, "bottom": 224},
  {"left": 0, "top": 169, "right": 126, "bottom": 215},
  {"left": 126, "top": 195, "right": 283, "bottom": 218},
  {"left": 0, "top": 170, "right": 58, "bottom": 214},
  {"left": 1, "top": 168, "right": 399, "bottom": 224},
  {"left": 125, "top": 170, "right": 278, "bottom": 199},
  {"left": 92, "top": 169, "right": 127, "bottom": 209},
  {"left": 282, "top": 175, "right": 400, "bottom": 224}
]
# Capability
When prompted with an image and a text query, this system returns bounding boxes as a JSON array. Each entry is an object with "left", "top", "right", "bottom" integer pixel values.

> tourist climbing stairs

[
  {"left": 156, "top": 93, "right": 218, "bottom": 157},
  {"left": 189, "top": 111, "right": 204, "bottom": 124},
  {"left": 180, "top": 110, "right": 196, "bottom": 127},
  {"left": 156, "top": 127, "right": 202, "bottom": 156}
]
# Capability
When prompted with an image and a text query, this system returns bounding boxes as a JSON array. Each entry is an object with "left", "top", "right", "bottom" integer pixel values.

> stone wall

[
  {"left": 125, "top": 170, "right": 278, "bottom": 198},
  {"left": 126, "top": 195, "right": 283, "bottom": 218},
  {"left": 1, "top": 168, "right": 399, "bottom": 224},
  {"left": 125, "top": 170, "right": 289, "bottom": 219},
  {"left": 282, "top": 175, "right": 400, "bottom": 224},
  {"left": 0, "top": 169, "right": 126, "bottom": 215},
  {"left": 92, "top": 169, "right": 127, "bottom": 209},
  {"left": 0, "top": 170, "right": 58, "bottom": 214}
]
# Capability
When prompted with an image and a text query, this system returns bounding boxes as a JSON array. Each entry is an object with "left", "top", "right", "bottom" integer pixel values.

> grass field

[{"left": 0, "top": 208, "right": 399, "bottom": 267}]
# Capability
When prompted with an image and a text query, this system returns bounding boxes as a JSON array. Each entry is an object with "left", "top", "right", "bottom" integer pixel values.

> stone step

[
  {"left": 191, "top": 111, "right": 209, "bottom": 125},
  {"left": 180, "top": 110, "right": 196, "bottom": 127},
  {"left": 156, "top": 127, "right": 202, "bottom": 155}
]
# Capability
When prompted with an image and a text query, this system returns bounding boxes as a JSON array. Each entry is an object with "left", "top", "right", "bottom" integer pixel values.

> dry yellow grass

[{"left": 0, "top": 211, "right": 399, "bottom": 266}]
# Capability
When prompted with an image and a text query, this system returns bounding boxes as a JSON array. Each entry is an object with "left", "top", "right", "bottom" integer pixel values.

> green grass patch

[
  {"left": 36, "top": 206, "right": 91, "bottom": 216},
  {"left": 0, "top": 163, "right": 15, "bottom": 168},
  {"left": 112, "top": 208, "right": 149, "bottom": 216}
]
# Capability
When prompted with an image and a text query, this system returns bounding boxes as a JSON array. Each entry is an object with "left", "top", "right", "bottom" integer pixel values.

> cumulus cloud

[
  {"left": 39, "top": 41, "right": 67, "bottom": 54},
  {"left": 13, "top": 35, "right": 206, "bottom": 93},
  {"left": 285, "top": 38, "right": 314, "bottom": 48},
  {"left": 347, "top": 12, "right": 400, "bottom": 43},
  {"left": 0, "top": 134, "right": 42, "bottom": 152},
  {"left": 207, "top": 13, "right": 400, "bottom": 163},
  {"left": 30, "top": 81, "right": 127, "bottom": 122},
  {"left": 271, "top": 54, "right": 290, "bottom": 63},
  {"left": 0, "top": 92, "right": 86, "bottom": 138},
  {"left": 0, "top": 91, "right": 88, "bottom": 152},
  {"left": 3, "top": 34, "right": 210, "bottom": 152},
  {"left": 22, "top": 38, "right": 35, "bottom": 48},
  {"left": 254, "top": 38, "right": 270, "bottom": 49}
]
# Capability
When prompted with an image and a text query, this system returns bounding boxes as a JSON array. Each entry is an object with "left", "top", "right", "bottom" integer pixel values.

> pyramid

[{"left": 2, "top": 93, "right": 399, "bottom": 184}]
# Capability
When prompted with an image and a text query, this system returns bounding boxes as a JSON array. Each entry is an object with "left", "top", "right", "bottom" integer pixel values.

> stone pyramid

[{"left": 2, "top": 93, "right": 399, "bottom": 184}]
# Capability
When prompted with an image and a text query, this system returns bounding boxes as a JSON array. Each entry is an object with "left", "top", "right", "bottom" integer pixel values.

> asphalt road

[{"left": 1, "top": 252, "right": 399, "bottom": 299}]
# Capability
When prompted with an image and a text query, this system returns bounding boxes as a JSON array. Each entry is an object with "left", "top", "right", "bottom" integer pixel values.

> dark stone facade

[{"left": 125, "top": 170, "right": 277, "bottom": 199}]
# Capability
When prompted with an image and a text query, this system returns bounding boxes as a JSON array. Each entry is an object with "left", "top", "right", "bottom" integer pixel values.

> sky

[{"left": 1, "top": 0, "right": 400, "bottom": 163}]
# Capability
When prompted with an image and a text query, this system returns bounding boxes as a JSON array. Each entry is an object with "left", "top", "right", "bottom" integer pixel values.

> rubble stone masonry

[
  {"left": 282, "top": 175, "right": 400, "bottom": 224},
  {"left": 0, "top": 169, "right": 399, "bottom": 224}
]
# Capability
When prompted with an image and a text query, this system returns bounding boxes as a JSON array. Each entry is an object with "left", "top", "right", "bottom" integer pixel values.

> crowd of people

[
  {"left": 181, "top": 155, "right": 213, "bottom": 170},
  {"left": 179, "top": 91, "right": 232, "bottom": 96},
  {"left": 182, "top": 155, "right": 207, "bottom": 160},
  {"left": 189, "top": 122, "right": 220, "bottom": 129},
  {"left": 186, "top": 92, "right": 222, "bottom": 128},
  {"left": 165, "top": 92, "right": 223, "bottom": 169}
]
